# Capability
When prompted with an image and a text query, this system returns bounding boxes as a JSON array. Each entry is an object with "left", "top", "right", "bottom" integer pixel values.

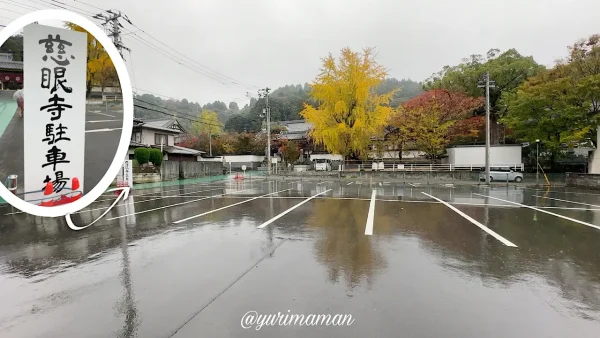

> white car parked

[
  {"left": 314, "top": 159, "right": 332, "bottom": 171},
  {"left": 479, "top": 168, "right": 524, "bottom": 182}
]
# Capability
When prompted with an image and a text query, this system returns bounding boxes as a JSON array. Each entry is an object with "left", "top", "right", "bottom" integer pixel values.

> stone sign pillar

[{"left": 589, "top": 126, "right": 600, "bottom": 174}]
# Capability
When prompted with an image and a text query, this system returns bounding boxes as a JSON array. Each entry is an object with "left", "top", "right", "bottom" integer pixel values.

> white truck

[{"left": 314, "top": 159, "right": 332, "bottom": 171}]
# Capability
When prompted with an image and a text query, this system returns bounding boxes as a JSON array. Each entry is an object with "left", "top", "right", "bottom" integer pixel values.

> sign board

[
  {"left": 271, "top": 157, "right": 278, "bottom": 163},
  {"left": 397, "top": 164, "right": 405, "bottom": 170},
  {"left": 23, "top": 24, "right": 86, "bottom": 203},
  {"left": 116, "top": 159, "right": 133, "bottom": 189},
  {"left": 124, "top": 160, "right": 133, "bottom": 188},
  {"left": 241, "top": 165, "right": 247, "bottom": 171}
]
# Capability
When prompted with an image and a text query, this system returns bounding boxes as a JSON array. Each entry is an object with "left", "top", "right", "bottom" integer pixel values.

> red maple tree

[{"left": 403, "top": 89, "right": 484, "bottom": 123}]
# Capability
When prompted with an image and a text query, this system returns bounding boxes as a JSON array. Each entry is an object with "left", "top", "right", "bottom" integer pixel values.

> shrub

[
  {"left": 149, "top": 148, "right": 163, "bottom": 167},
  {"left": 134, "top": 148, "right": 150, "bottom": 166}
]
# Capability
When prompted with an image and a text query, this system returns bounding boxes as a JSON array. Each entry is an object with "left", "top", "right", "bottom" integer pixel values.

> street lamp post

[{"left": 536, "top": 139, "right": 540, "bottom": 185}]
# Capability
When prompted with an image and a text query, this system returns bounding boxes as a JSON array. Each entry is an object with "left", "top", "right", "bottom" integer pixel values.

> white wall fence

[{"left": 344, "top": 161, "right": 524, "bottom": 172}]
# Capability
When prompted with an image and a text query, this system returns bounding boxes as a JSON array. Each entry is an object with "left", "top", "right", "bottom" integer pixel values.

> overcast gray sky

[{"left": 1, "top": 0, "right": 599, "bottom": 107}]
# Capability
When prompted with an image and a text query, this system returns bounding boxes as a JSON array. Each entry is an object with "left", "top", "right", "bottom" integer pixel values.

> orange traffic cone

[
  {"left": 72, "top": 177, "right": 80, "bottom": 191},
  {"left": 71, "top": 177, "right": 82, "bottom": 202},
  {"left": 39, "top": 181, "right": 54, "bottom": 207}
]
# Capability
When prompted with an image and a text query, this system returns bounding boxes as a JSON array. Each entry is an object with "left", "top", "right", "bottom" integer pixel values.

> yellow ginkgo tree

[
  {"left": 300, "top": 47, "right": 396, "bottom": 160},
  {"left": 65, "top": 23, "right": 117, "bottom": 97},
  {"left": 192, "top": 109, "right": 223, "bottom": 136}
]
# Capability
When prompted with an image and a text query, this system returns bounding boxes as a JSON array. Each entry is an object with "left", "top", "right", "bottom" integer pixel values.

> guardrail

[{"left": 103, "top": 95, "right": 123, "bottom": 102}]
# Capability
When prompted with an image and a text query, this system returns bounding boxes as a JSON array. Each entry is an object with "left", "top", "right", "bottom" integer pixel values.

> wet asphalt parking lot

[{"left": 1, "top": 176, "right": 600, "bottom": 337}]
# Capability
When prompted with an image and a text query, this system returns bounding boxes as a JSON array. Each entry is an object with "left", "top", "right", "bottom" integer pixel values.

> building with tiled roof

[
  {"left": 0, "top": 53, "right": 23, "bottom": 90},
  {"left": 129, "top": 118, "right": 204, "bottom": 162}
]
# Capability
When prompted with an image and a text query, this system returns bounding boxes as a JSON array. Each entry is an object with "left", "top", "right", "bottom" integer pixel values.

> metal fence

[{"left": 320, "top": 160, "right": 524, "bottom": 172}]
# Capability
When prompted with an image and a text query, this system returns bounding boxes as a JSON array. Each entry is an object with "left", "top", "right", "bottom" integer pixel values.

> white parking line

[
  {"left": 474, "top": 193, "right": 600, "bottom": 231},
  {"left": 257, "top": 189, "right": 332, "bottom": 229},
  {"left": 86, "top": 128, "right": 122, "bottom": 133},
  {"left": 365, "top": 190, "right": 377, "bottom": 235},
  {"left": 423, "top": 192, "right": 517, "bottom": 247},
  {"left": 87, "top": 119, "right": 121, "bottom": 123},
  {"left": 106, "top": 188, "right": 256, "bottom": 221},
  {"left": 73, "top": 188, "right": 222, "bottom": 215},
  {"left": 346, "top": 182, "right": 353, "bottom": 186},
  {"left": 534, "top": 195, "right": 600, "bottom": 208},
  {"left": 173, "top": 189, "right": 291, "bottom": 224},
  {"left": 523, "top": 187, "right": 600, "bottom": 197},
  {"left": 138, "top": 185, "right": 226, "bottom": 197},
  {"left": 90, "top": 111, "right": 115, "bottom": 118},
  {"left": 408, "top": 183, "right": 417, "bottom": 187}
]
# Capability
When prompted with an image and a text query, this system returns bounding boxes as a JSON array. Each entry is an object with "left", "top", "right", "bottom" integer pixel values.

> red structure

[
  {"left": 0, "top": 53, "right": 23, "bottom": 90},
  {"left": 37, "top": 177, "right": 82, "bottom": 207}
]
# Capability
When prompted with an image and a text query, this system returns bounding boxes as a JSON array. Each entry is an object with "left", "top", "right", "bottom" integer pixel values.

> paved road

[
  {"left": 0, "top": 177, "right": 599, "bottom": 337},
  {"left": 0, "top": 90, "right": 123, "bottom": 196}
]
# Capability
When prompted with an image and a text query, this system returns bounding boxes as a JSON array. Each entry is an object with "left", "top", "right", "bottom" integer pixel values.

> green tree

[
  {"left": 228, "top": 101, "right": 239, "bottom": 112},
  {"left": 134, "top": 148, "right": 150, "bottom": 166},
  {"left": 500, "top": 34, "right": 600, "bottom": 169},
  {"left": 500, "top": 68, "right": 595, "bottom": 168},
  {"left": 224, "top": 114, "right": 253, "bottom": 133},
  {"left": 425, "top": 49, "right": 545, "bottom": 143},
  {"left": 149, "top": 148, "right": 164, "bottom": 167},
  {"left": 0, "top": 35, "right": 23, "bottom": 61},
  {"left": 375, "top": 78, "right": 423, "bottom": 107}
]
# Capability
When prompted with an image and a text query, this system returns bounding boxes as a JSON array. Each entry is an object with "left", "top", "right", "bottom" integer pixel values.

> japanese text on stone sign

[{"left": 38, "top": 34, "right": 76, "bottom": 193}]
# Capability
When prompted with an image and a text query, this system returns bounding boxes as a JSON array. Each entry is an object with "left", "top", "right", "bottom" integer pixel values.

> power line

[
  {"left": 50, "top": 0, "right": 95, "bottom": 15},
  {"left": 31, "top": 0, "right": 94, "bottom": 15},
  {"left": 136, "top": 88, "right": 248, "bottom": 105},
  {"left": 23, "top": 0, "right": 95, "bottom": 17},
  {"left": 122, "top": 32, "right": 253, "bottom": 91},
  {"left": 126, "top": 22, "right": 259, "bottom": 91},
  {"left": 25, "top": 0, "right": 69, "bottom": 11},
  {"left": 1, "top": 7, "right": 26, "bottom": 15},
  {"left": 72, "top": 0, "right": 104, "bottom": 11},
  {"left": 127, "top": 49, "right": 137, "bottom": 92},
  {"left": 134, "top": 96, "right": 224, "bottom": 125},
  {"left": 1, "top": 0, "right": 42, "bottom": 11},
  {"left": 6, "top": 1, "right": 256, "bottom": 112},
  {"left": 133, "top": 103, "right": 224, "bottom": 129},
  {"left": 0, "top": 14, "right": 19, "bottom": 22},
  {"left": 135, "top": 87, "right": 181, "bottom": 101}
]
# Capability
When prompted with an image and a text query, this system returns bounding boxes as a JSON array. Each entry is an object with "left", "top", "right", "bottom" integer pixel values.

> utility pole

[
  {"left": 478, "top": 72, "right": 495, "bottom": 185},
  {"left": 536, "top": 139, "right": 540, "bottom": 185},
  {"left": 258, "top": 88, "right": 271, "bottom": 176},
  {"left": 209, "top": 130, "right": 212, "bottom": 157},
  {"left": 93, "top": 10, "right": 132, "bottom": 60}
]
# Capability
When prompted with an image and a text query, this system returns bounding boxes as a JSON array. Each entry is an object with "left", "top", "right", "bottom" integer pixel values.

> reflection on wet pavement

[{"left": 0, "top": 179, "right": 599, "bottom": 337}]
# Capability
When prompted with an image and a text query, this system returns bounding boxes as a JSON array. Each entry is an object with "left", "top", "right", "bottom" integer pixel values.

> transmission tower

[{"left": 93, "top": 10, "right": 132, "bottom": 60}]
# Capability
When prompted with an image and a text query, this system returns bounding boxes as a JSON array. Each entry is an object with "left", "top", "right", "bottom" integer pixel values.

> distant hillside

[
  {"left": 0, "top": 35, "right": 23, "bottom": 61},
  {"left": 133, "top": 77, "right": 423, "bottom": 133},
  {"left": 225, "top": 78, "right": 423, "bottom": 133}
]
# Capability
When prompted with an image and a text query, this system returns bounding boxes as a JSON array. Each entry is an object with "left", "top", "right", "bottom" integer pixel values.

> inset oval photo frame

[{"left": 0, "top": 10, "right": 133, "bottom": 217}]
